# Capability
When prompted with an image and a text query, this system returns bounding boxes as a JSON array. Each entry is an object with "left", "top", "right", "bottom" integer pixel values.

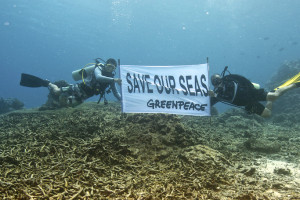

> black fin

[{"left": 20, "top": 73, "right": 50, "bottom": 87}]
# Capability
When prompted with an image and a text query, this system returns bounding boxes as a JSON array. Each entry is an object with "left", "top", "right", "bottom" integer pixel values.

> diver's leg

[
  {"left": 62, "top": 84, "right": 84, "bottom": 107},
  {"left": 260, "top": 100, "right": 273, "bottom": 118},
  {"left": 267, "top": 83, "right": 298, "bottom": 102},
  {"left": 261, "top": 107, "right": 272, "bottom": 118},
  {"left": 48, "top": 83, "right": 61, "bottom": 95},
  {"left": 265, "top": 101, "right": 272, "bottom": 110},
  {"left": 246, "top": 102, "right": 271, "bottom": 118}
]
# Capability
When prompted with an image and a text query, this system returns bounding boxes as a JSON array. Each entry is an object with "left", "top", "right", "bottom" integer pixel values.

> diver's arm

[
  {"left": 94, "top": 67, "right": 115, "bottom": 83},
  {"left": 208, "top": 90, "right": 219, "bottom": 106},
  {"left": 110, "top": 82, "right": 122, "bottom": 101}
]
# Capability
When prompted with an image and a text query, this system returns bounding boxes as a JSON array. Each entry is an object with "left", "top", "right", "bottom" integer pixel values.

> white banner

[{"left": 120, "top": 64, "right": 210, "bottom": 116}]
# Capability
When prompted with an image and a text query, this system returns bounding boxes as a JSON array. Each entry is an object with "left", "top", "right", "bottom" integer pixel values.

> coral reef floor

[{"left": 0, "top": 102, "right": 300, "bottom": 199}]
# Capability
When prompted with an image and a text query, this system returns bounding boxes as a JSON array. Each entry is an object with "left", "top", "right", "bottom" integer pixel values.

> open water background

[{"left": 0, "top": 0, "right": 299, "bottom": 108}]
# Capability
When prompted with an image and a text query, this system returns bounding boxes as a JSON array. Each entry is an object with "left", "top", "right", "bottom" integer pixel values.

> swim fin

[
  {"left": 274, "top": 72, "right": 300, "bottom": 90},
  {"left": 20, "top": 73, "right": 50, "bottom": 87}
]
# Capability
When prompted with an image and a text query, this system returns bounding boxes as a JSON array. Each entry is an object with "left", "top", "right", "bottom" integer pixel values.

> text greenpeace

[{"left": 120, "top": 64, "right": 210, "bottom": 116}]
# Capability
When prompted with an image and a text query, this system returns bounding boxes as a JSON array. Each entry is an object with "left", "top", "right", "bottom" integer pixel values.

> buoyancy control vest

[
  {"left": 215, "top": 74, "right": 256, "bottom": 106},
  {"left": 77, "top": 65, "right": 114, "bottom": 99}
]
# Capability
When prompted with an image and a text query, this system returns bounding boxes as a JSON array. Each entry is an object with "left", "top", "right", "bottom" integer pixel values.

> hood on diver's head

[
  {"left": 211, "top": 73, "right": 222, "bottom": 86},
  {"left": 106, "top": 58, "right": 117, "bottom": 67}
]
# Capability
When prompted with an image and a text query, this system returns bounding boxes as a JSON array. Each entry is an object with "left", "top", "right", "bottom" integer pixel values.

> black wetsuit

[{"left": 211, "top": 74, "right": 268, "bottom": 115}]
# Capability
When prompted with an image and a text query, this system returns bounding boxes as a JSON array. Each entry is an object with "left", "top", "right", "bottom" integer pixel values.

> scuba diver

[
  {"left": 20, "top": 58, "right": 122, "bottom": 109},
  {"left": 209, "top": 66, "right": 300, "bottom": 118}
]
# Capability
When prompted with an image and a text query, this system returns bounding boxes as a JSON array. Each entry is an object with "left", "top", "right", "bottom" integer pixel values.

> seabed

[{"left": 0, "top": 102, "right": 300, "bottom": 199}]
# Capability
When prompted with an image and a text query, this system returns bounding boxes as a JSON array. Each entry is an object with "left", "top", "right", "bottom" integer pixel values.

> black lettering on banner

[
  {"left": 201, "top": 74, "right": 209, "bottom": 96},
  {"left": 147, "top": 99, "right": 154, "bottom": 108},
  {"left": 172, "top": 101, "right": 177, "bottom": 109},
  {"left": 146, "top": 99, "right": 207, "bottom": 111},
  {"left": 189, "top": 102, "right": 195, "bottom": 110},
  {"left": 161, "top": 100, "right": 166, "bottom": 108},
  {"left": 154, "top": 75, "right": 163, "bottom": 94},
  {"left": 194, "top": 75, "right": 203, "bottom": 96},
  {"left": 166, "top": 101, "right": 171, "bottom": 108},
  {"left": 155, "top": 99, "right": 161, "bottom": 108},
  {"left": 163, "top": 76, "right": 171, "bottom": 94},
  {"left": 133, "top": 74, "right": 140, "bottom": 93},
  {"left": 186, "top": 75, "right": 195, "bottom": 96},
  {"left": 184, "top": 102, "right": 190, "bottom": 110},
  {"left": 145, "top": 75, "right": 153, "bottom": 93},
  {"left": 178, "top": 101, "right": 184, "bottom": 109},
  {"left": 168, "top": 76, "right": 179, "bottom": 94},
  {"left": 201, "top": 104, "right": 207, "bottom": 111},
  {"left": 126, "top": 71, "right": 208, "bottom": 96},
  {"left": 179, "top": 75, "right": 188, "bottom": 95},
  {"left": 138, "top": 74, "right": 145, "bottom": 93},
  {"left": 126, "top": 73, "right": 133, "bottom": 93},
  {"left": 195, "top": 103, "right": 207, "bottom": 111}
]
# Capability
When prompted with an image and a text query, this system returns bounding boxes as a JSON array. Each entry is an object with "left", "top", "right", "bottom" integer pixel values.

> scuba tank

[
  {"left": 71, "top": 58, "right": 107, "bottom": 81},
  {"left": 252, "top": 82, "right": 260, "bottom": 89},
  {"left": 72, "top": 65, "right": 95, "bottom": 81}
]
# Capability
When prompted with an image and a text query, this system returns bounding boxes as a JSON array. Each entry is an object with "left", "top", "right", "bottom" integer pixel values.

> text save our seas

[{"left": 125, "top": 73, "right": 209, "bottom": 111}]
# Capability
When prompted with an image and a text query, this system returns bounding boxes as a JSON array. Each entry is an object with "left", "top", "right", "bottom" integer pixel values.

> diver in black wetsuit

[{"left": 209, "top": 67, "right": 300, "bottom": 118}]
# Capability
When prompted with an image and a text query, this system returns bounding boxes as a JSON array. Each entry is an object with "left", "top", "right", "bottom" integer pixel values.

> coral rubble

[
  {"left": 0, "top": 97, "right": 24, "bottom": 114},
  {"left": 0, "top": 102, "right": 299, "bottom": 199}
]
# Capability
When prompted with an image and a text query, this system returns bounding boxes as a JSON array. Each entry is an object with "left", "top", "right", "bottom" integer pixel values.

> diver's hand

[
  {"left": 114, "top": 78, "right": 122, "bottom": 85},
  {"left": 208, "top": 90, "right": 216, "bottom": 97}
]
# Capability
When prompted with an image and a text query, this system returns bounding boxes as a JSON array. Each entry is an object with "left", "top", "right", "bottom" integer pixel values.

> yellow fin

[{"left": 274, "top": 72, "right": 300, "bottom": 90}]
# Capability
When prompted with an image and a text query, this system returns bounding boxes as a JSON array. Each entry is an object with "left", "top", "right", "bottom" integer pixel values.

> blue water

[{"left": 1, "top": 0, "right": 299, "bottom": 108}]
